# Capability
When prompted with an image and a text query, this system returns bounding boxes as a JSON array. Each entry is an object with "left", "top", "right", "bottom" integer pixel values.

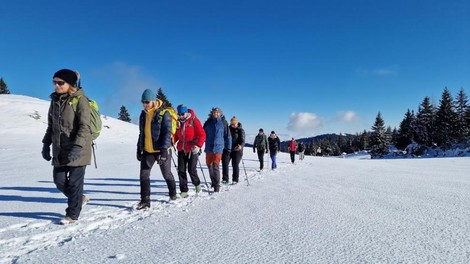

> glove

[
  {"left": 191, "top": 146, "right": 200, "bottom": 155},
  {"left": 67, "top": 145, "right": 82, "bottom": 163},
  {"left": 265, "top": 149, "right": 268, "bottom": 154},
  {"left": 41, "top": 144, "right": 52, "bottom": 161},
  {"left": 253, "top": 148, "right": 256, "bottom": 153},
  {"left": 158, "top": 149, "right": 168, "bottom": 165},
  {"left": 136, "top": 150, "right": 143, "bottom": 161}
]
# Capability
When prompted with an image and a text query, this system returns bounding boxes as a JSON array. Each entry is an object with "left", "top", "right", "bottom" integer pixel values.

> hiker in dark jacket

[
  {"left": 174, "top": 104, "right": 206, "bottom": 198},
  {"left": 203, "top": 107, "right": 232, "bottom": 192},
  {"left": 222, "top": 116, "right": 245, "bottom": 184},
  {"left": 41, "top": 69, "right": 92, "bottom": 224},
  {"left": 136, "top": 89, "right": 177, "bottom": 210},
  {"left": 253, "top": 128, "right": 268, "bottom": 171},
  {"left": 268, "top": 131, "right": 281, "bottom": 169}
]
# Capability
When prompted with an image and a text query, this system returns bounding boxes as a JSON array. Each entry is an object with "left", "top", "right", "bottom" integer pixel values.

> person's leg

[
  {"left": 177, "top": 151, "right": 189, "bottom": 193},
  {"left": 231, "top": 151, "right": 242, "bottom": 182},
  {"left": 140, "top": 152, "right": 156, "bottom": 203},
  {"left": 159, "top": 150, "right": 177, "bottom": 198},
  {"left": 221, "top": 149, "right": 231, "bottom": 183}
]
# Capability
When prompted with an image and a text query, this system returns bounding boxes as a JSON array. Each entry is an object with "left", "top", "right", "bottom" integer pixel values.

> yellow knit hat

[{"left": 230, "top": 116, "right": 238, "bottom": 125}]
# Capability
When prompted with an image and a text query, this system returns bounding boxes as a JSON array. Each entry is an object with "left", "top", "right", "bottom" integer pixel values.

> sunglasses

[
  {"left": 142, "top": 101, "right": 151, "bottom": 104},
  {"left": 52, "top": 80, "right": 66, "bottom": 86},
  {"left": 178, "top": 113, "right": 185, "bottom": 116}
]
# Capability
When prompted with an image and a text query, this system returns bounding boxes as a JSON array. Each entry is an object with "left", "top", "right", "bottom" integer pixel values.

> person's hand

[
  {"left": 68, "top": 145, "right": 82, "bottom": 163},
  {"left": 158, "top": 149, "right": 168, "bottom": 165},
  {"left": 41, "top": 144, "right": 51, "bottom": 161},
  {"left": 191, "top": 146, "right": 200, "bottom": 155},
  {"left": 136, "top": 150, "right": 142, "bottom": 161},
  {"left": 253, "top": 149, "right": 255, "bottom": 153},
  {"left": 265, "top": 149, "right": 268, "bottom": 154}
]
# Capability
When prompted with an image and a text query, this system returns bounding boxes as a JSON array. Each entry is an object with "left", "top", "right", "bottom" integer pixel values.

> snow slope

[{"left": 1, "top": 94, "right": 469, "bottom": 264}]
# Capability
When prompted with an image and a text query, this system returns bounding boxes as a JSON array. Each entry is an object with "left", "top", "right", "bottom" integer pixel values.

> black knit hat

[{"left": 53, "top": 69, "right": 78, "bottom": 86}]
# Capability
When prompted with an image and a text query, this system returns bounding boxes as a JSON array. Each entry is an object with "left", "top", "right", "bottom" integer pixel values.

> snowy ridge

[{"left": 1, "top": 94, "right": 470, "bottom": 264}]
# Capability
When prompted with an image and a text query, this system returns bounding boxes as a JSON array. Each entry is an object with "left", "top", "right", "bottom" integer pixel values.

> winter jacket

[
  {"left": 42, "top": 89, "right": 92, "bottom": 167},
  {"left": 289, "top": 140, "right": 297, "bottom": 152},
  {"left": 203, "top": 116, "right": 232, "bottom": 154},
  {"left": 174, "top": 109, "right": 206, "bottom": 153},
  {"left": 253, "top": 134, "right": 268, "bottom": 151},
  {"left": 137, "top": 100, "right": 172, "bottom": 153},
  {"left": 268, "top": 135, "right": 281, "bottom": 153},
  {"left": 229, "top": 122, "right": 245, "bottom": 151}
]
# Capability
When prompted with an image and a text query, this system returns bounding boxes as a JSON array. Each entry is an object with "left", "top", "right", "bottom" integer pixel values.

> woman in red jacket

[
  {"left": 174, "top": 104, "right": 206, "bottom": 198},
  {"left": 289, "top": 138, "right": 297, "bottom": 164}
]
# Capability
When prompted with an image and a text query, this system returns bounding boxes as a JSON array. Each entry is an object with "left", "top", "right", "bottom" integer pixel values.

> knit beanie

[
  {"left": 53, "top": 69, "right": 78, "bottom": 86},
  {"left": 177, "top": 104, "right": 188, "bottom": 115},
  {"left": 141, "top": 89, "right": 155, "bottom": 101},
  {"left": 230, "top": 116, "right": 238, "bottom": 125},
  {"left": 259, "top": 128, "right": 264, "bottom": 132},
  {"left": 271, "top": 131, "right": 275, "bottom": 134}
]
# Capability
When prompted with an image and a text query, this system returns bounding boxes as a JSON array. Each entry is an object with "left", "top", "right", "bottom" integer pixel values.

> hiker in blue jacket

[{"left": 203, "top": 107, "right": 232, "bottom": 192}]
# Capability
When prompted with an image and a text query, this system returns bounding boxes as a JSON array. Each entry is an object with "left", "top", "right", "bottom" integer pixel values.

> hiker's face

[
  {"left": 53, "top": 78, "right": 71, "bottom": 94},
  {"left": 142, "top": 100, "right": 154, "bottom": 111},
  {"left": 212, "top": 110, "right": 221, "bottom": 118}
]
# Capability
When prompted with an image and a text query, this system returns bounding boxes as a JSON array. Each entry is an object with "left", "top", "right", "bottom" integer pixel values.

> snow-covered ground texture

[{"left": 1, "top": 94, "right": 470, "bottom": 264}]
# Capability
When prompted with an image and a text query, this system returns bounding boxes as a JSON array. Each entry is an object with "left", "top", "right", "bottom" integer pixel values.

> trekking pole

[
  {"left": 241, "top": 158, "right": 250, "bottom": 186},
  {"left": 92, "top": 141, "right": 98, "bottom": 169},
  {"left": 197, "top": 157, "right": 212, "bottom": 194}
]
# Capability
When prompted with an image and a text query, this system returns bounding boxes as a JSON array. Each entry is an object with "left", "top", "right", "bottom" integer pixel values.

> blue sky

[{"left": 1, "top": 0, "right": 469, "bottom": 142}]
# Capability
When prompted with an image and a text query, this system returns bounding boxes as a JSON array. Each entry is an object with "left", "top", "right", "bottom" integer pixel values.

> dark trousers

[
  {"left": 257, "top": 150, "right": 265, "bottom": 170},
  {"left": 140, "top": 150, "right": 177, "bottom": 201},
  {"left": 290, "top": 151, "right": 296, "bottom": 163},
  {"left": 222, "top": 150, "right": 243, "bottom": 182},
  {"left": 177, "top": 151, "right": 201, "bottom": 192},
  {"left": 53, "top": 165, "right": 86, "bottom": 219}
]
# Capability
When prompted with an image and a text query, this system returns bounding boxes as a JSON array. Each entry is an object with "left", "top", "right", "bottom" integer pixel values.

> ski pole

[
  {"left": 241, "top": 158, "right": 250, "bottom": 186},
  {"left": 196, "top": 156, "right": 211, "bottom": 194}
]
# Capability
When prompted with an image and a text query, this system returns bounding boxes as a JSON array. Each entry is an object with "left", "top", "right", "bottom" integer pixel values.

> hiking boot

[
  {"left": 170, "top": 195, "right": 177, "bottom": 201},
  {"left": 180, "top": 192, "right": 189, "bottom": 198},
  {"left": 60, "top": 216, "right": 77, "bottom": 225},
  {"left": 221, "top": 180, "right": 228, "bottom": 185},
  {"left": 231, "top": 181, "right": 238, "bottom": 185},
  {"left": 213, "top": 185, "right": 220, "bottom": 192},
  {"left": 82, "top": 195, "right": 89, "bottom": 206},
  {"left": 195, "top": 185, "right": 202, "bottom": 193},
  {"left": 136, "top": 201, "right": 150, "bottom": 210}
]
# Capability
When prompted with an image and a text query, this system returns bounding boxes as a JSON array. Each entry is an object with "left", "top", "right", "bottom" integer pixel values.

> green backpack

[{"left": 71, "top": 95, "right": 102, "bottom": 140}]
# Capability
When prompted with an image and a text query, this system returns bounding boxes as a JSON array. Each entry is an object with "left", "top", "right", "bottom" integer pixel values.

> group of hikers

[{"left": 41, "top": 69, "right": 305, "bottom": 224}]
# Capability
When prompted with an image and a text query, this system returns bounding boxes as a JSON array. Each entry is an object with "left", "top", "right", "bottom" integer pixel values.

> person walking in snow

[
  {"left": 298, "top": 142, "right": 305, "bottom": 160},
  {"left": 173, "top": 104, "right": 206, "bottom": 198},
  {"left": 41, "top": 69, "right": 91, "bottom": 224},
  {"left": 136, "top": 89, "right": 177, "bottom": 209},
  {"left": 268, "top": 131, "right": 281, "bottom": 169},
  {"left": 203, "top": 107, "right": 232, "bottom": 192},
  {"left": 289, "top": 138, "right": 297, "bottom": 164},
  {"left": 253, "top": 128, "right": 268, "bottom": 171},
  {"left": 222, "top": 116, "right": 245, "bottom": 184}
]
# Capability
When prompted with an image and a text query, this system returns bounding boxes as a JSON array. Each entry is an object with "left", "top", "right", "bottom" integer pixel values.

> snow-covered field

[{"left": 1, "top": 94, "right": 469, "bottom": 264}]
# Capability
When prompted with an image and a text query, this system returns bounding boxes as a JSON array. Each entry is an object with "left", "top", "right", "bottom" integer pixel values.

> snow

[{"left": 1, "top": 94, "right": 470, "bottom": 264}]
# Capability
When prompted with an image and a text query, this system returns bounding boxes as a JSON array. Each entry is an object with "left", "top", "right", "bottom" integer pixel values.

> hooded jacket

[
  {"left": 174, "top": 109, "right": 206, "bottom": 153},
  {"left": 42, "top": 89, "right": 92, "bottom": 167},
  {"left": 229, "top": 122, "right": 245, "bottom": 151},
  {"left": 137, "top": 100, "right": 172, "bottom": 153},
  {"left": 203, "top": 115, "right": 232, "bottom": 154}
]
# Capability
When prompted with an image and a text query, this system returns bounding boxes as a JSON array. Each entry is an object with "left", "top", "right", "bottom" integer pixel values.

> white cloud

[
  {"left": 287, "top": 112, "right": 322, "bottom": 131},
  {"left": 372, "top": 68, "right": 397, "bottom": 76},
  {"left": 337, "top": 110, "right": 360, "bottom": 122}
]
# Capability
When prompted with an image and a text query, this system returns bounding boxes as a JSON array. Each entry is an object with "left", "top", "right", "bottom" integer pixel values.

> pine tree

[
  {"left": 118, "top": 105, "right": 131, "bottom": 122},
  {"left": 454, "top": 88, "right": 470, "bottom": 143},
  {"left": 0, "top": 78, "right": 10, "bottom": 94},
  {"left": 396, "top": 109, "right": 415, "bottom": 150},
  {"left": 156, "top": 87, "right": 172, "bottom": 107},
  {"left": 434, "top": 87, "right": 458, "bottom": 148},
  {"left": 414, "top": 96, "right": 435, "bottom": 146},
  {"left": 370, "top": 112, "right": 390, "bottom": 157}
]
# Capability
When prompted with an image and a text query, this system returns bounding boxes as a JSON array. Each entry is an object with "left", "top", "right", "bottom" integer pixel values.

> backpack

[
  {"left": 159, "top": 106, "right": 178, "bottom": 144},
  {"left": 71, "top": 95, "right": 102, "bottom": 140}
]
